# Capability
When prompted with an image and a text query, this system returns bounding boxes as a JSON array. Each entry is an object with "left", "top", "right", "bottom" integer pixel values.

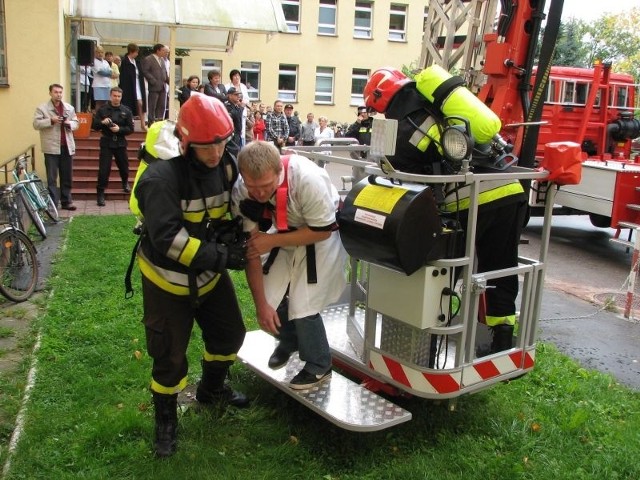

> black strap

[
  {"left": 124, "top": 235, "right": 142, "bottom": 299},
  {"left": 431, "top": 76, "right": 465, "bottom": 111},
  {"left": 306, "top": 244, "right": 317, "bottom": 284}
]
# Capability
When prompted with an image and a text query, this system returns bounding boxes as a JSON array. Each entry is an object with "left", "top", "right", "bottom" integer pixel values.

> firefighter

[
  {"left": 364, "top": 67, "right": 527, "bottom": 354},
  {"left": 133, "top": 93, "right": 249, "bottom": 457},
  {"left": 345, "top": 105, "right": 374, "bottom": 158}
]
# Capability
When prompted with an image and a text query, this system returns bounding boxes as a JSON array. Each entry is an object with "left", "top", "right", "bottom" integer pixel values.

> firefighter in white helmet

[{"left": 364, "top": 66, "right": 527, "bottom": 353}]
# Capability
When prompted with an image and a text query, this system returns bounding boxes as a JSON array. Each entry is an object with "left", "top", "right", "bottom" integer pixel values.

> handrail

[{"left": 0, "top": 144, "right": 36, "bottom": 184}]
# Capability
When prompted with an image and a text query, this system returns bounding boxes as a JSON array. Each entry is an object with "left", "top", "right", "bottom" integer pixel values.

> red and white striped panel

[
  {"left": 368, "top": 350, "right": 461, "bottom": 395},
  {"left": 462, "top": 348, "right": 536, "bottom": 387}
]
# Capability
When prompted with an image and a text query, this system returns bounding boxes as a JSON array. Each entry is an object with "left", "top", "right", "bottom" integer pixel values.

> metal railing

[{"left": 0, "top": 145, "right": 36, "bottom": 184}]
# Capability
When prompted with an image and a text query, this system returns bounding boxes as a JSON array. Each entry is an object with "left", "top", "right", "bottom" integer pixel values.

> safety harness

[{"left": 261, "top": 155, "right": 318, "bottom": 284}]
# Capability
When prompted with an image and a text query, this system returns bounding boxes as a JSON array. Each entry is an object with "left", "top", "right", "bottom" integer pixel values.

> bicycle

[
  {"left": 0, "top": 186, "right": 39, "bottom": 302},
  {"left": 12, "top": 156, "right": 59, "bottom": 239}
]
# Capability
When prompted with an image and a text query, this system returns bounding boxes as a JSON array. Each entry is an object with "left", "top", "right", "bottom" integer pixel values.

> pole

[{"left": 624, "top": 228, "right": 640, "bottom": 320}]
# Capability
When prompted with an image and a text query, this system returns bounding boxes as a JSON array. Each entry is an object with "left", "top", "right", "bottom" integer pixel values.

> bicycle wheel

[
  {"left": 34, "top": 178, "right": 59, "bottom": 222},
  {"left": 17, "top": 187, "right": 47, "bottom": 239},
  {"left": 0, "top": 228, "right": 38, "bottom": 302}
]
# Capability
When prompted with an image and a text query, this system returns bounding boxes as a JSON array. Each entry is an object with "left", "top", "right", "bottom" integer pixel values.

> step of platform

[{"left": 238, "top": 329, "right": 412, "bottom": 432}]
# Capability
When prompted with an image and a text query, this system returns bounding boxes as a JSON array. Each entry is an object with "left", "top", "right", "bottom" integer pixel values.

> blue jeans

[{"left": 276, "top": 298, "right": 331, "bottom": 375}]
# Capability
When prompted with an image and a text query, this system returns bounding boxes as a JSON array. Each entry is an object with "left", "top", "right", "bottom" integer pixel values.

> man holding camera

[
  {"left": 133, "top": 93, "right": 249, "bottom": 458},
  {"left": 33, "top": 83, "right": 79, "bottom": 210},
  {"left": 92, "top": 87, "right": 134, "bottom": 206}
]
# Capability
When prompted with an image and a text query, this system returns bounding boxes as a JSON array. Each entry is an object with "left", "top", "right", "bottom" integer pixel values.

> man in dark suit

[
  {"left": 119, "top": 43, "right": 147, "bottom": 131},
  {"left": 141, "top": 44, "right": 169, "bottom": 126}
]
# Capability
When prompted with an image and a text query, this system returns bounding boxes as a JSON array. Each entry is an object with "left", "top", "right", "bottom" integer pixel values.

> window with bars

[
  {"left": 388, "top": 4, "right": 407, "bottom": 42},
  {"left": 354, "top": 1, "right": 373, "bottom": 39},
  {"left": 350, "top": 68, "right": 370, "bottom": 105},
  {"left": 318, "top": 0, "right": 337, "bottom": 36},
  {"left": 278, "top": 64, "right": 298, "bottom": 102},
  {"left": 315, "top": 67, "right": 334, "bottom": 104},
  {"left": 281, "top": 0, "right": 301, "bottom": 33},
  {"left": 241, "top": 61, "right": 261, "bottom": 101}
]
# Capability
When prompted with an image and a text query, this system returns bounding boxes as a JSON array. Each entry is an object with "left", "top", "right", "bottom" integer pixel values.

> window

[
  {"left": 0, "top": 0, "right": 7, "bottom": 85},
  {"left": 281, "top": 0, "right": 300, "bottom": 33},
  {"left": 318, "top": 0, "right": 337, "bottom": 36},
  {"left": 612, "top": 85, "right": 631, "bottom": 108},
  {"left": 388, "top": 4, "right": 407, "bottom": 41},
  {"left": 201, "top": 59, "right": 222, "bottom": 83},
  {"left": 241, "top": 62, "right": 261, "bottom": 101},
  {"left": 354, "top": 1, "right": 373, "bottom": 39},
  {"left": 315, "top": 67, "right": 334, "bottom": 104},
  {"left": 562, "top": 81, "right": 575, "bottom": 104},
  {"left": 278, "top": 64, "right": 298, "bottom": 102},
  {"left": 351, "top": 68, "right": 370, "bottom": 105}
]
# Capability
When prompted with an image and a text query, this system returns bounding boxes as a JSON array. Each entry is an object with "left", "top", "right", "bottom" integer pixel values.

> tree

[
  {"left": 551, "top": 19, "right": 590, "bottom": 67},
  {"left": 581, "top": 7, "right": 640, "bottom": 81}
]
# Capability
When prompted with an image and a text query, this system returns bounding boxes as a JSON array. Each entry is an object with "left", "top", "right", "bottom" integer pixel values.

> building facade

[{"left": 0, "top": 0, "right": 428, "bottom": 167}]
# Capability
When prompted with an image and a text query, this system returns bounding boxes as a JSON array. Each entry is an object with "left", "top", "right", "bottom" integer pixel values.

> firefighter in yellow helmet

[
  {"left": 364, "top": 66, "right": 526, "bottom": 354},
  {"left": 133, "top": 93, "right": 248, "bottom": 457}
]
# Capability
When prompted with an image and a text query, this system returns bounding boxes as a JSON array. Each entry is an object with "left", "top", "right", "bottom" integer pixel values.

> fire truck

[
  {"left": 422, "top": 0, "right": 640, "bottom": 237},
  {"left": 236, "top": 0, "right": 591, "bottom": 431}
]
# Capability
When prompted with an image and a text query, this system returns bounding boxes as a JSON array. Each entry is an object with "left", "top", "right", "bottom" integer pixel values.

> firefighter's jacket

[
  {"left": 134, "top": 153, "right": 238, "bottom": 297},
  {"left": 443, "top": 174, "right": 525, "bottom": 213}
]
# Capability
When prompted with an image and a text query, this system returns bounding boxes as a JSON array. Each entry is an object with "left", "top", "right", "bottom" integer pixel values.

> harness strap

[{"left": 274, "top": 155, "right": 290, "bottom": 231}]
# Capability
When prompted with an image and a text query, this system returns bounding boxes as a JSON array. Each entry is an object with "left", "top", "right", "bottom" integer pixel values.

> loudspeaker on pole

[{"left": 77, "top": 39, "right": 95, "bottom": 66}]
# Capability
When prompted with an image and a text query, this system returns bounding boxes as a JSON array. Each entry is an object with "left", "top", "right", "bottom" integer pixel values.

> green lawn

[{"left": 1, "top": 215, "right": 639, "bottom": 480}]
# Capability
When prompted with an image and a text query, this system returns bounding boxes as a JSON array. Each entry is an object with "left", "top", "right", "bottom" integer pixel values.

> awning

[
  {"left": 65, "top": 0, "right": 288, "bottom": 51},
  {"left": 64, "top": 0, "right": 287, "bottom": 118}
]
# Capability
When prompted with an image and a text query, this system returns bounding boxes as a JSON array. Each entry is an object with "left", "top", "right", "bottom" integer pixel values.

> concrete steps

[{"left": 73, "top": 131, "right": 146, "bottom": 201}]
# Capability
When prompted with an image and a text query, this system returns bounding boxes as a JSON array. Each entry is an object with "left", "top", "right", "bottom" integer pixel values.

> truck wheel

[{"left": 589, "top": 213, "right": 611, "bottom": 228}]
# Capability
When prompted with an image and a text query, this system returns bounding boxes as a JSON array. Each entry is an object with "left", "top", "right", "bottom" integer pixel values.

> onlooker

[
  {"left": 92, "top": 87, "right": 134, "bottom": 206},
  {"left": 299, "top": 112, "right": 318, "bottom": 146},
  {"left": 284, "top": 104, "right": 300, "bottom": 146},
  {"left": 267, "top": 100, "right": 289, "bottom": 151},
  {"left": 225, "top": 87, "right": 245, "bottom": 158},
  {"left": 179, "top": 75, "right": 200, "bottom": 106},
  {"left": 32, "top": 83, "right": 79, "bottom": 210},
  {"left": 105, "top": 51, "right": 120, "bottom": 88},
  {"left": 141, "top": 44, "right": 170, "bottom": 125},
  {"left": 91, "top": 46, "right": 112, "bottom": 111},
  {"left": 203, "top": 68, "right": 227, "bottom": 102},
  {"left": 314, "top": 115, "right": 334, "bottom": 162},
  {"left": 119, "top": 43, "right": 147, "bottom": 132},
  {"left": 253, "top": 111, "right": 266, "bottom": 141},
  {"left": 345, "top": 106, "right": 374, "bottom": 158},
  {"left": 232, "top": 141, "right": 347, "bottom": 389},
  {"left": 225, "top": 69, "right": 249, "bottom": 107},
  {"left": 245, "top": 106, "right": 255, "bottom": 145},
  {"left": 133, "top": 94, "right": 249, "bottom": 458}
]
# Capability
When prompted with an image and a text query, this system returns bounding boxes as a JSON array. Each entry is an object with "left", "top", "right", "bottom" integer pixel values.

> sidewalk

[{"left": 57, "top": 199, "right": 131, "bottom": 218}]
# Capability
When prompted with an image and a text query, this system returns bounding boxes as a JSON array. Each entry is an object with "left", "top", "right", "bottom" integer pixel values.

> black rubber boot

[
  {"left": 97, "top": 190, "right": 105, "bottom": 207},
  {"left": 490, "top": 324, "right": 514, "bottom": 353},
  {"left": 152, "top": 392, "right": 178, "bottom": 458},
  {"left": 196, "top": 360, "right": 250, "bottom": 408},
  {"left": 122, "top": 181, "right": 131, "bottom": 193}
]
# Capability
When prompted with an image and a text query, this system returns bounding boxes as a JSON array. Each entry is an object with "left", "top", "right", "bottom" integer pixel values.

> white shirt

[{"left": 232, "top": 154, "right": 347, "bottom": 318}]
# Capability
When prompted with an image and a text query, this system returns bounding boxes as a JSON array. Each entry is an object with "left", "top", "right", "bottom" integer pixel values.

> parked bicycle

[
  {"left": 0, "top": 185, "right": 39, "bottom": 302},
  {"left": 11, "top": 155, "right": 59, "bottom": 239}
]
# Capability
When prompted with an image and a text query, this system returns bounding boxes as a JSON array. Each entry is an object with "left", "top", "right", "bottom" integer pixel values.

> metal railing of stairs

[{"left": 0, "top": 145, "right": 36, "bottom": 184}]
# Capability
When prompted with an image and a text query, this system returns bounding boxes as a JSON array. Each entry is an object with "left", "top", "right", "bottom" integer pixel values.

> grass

[{"left": 1, "top": 215, "right": 639, "bottom": 479}]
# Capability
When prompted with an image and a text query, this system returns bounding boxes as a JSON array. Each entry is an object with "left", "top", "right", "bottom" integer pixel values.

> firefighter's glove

[
  {"left": 219, "top": 233, "right": 249, "bottom": 270},
  {"left": 207, "top": 217, "right": 248, "bottom": 271}
]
